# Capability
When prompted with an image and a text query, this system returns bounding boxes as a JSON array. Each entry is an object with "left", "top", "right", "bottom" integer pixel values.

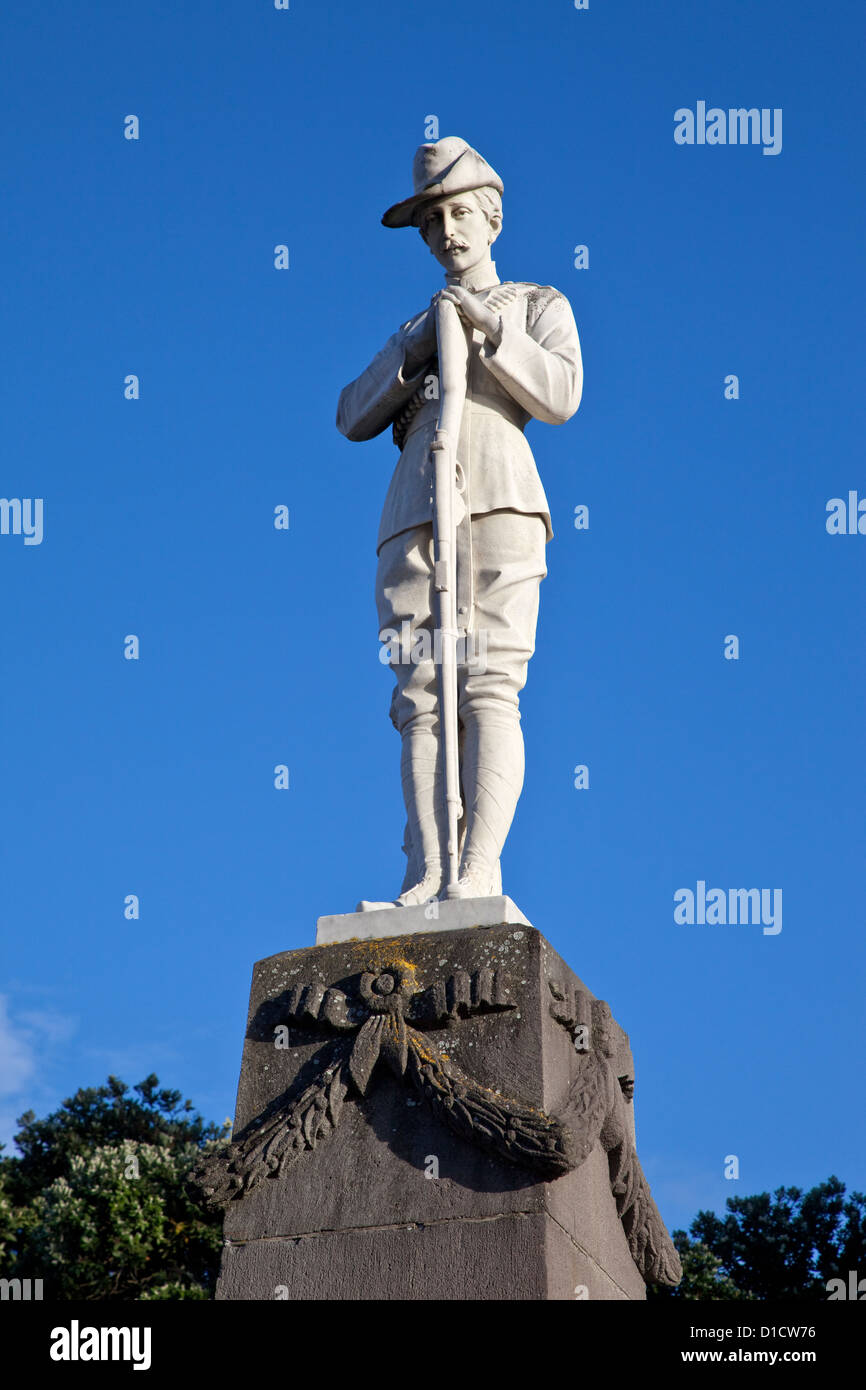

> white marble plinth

[{"left": 315, "top": 895, "right": 530, "bottom": 946}]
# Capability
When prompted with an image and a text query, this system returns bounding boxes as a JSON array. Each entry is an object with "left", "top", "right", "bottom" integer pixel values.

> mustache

[{"left": 441, "top": 240, "right": 469, "bottom": 252}]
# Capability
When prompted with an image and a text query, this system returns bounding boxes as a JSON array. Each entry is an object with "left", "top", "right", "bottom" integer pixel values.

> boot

[
  {"left": 445, "top": 709, "right": 523, "bottom": 899},
  {"left": 357, "top": 720, "right": 446, "bottom": 910}
]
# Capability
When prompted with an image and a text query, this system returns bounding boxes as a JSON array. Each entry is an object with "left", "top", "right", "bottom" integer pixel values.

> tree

[
  {"left": 0, "top": 1074, "right": 230, "bottom": 1300},
  {"left": 651, "top": 1177, "right": 866, "bottom": 1300},
  {"left": 658, "top": 1237, "right": 753, "bottom": 1301}
]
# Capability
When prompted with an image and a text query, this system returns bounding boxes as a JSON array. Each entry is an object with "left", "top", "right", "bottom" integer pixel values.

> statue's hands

[
  {"left": 437, "top": 285, "right": 503, "bottom": 345},
  {"left": 404, "top": 287, "right": 503, "bottom": 375}
]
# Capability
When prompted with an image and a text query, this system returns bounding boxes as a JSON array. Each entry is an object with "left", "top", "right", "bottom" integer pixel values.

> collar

[{"left": 444, "top": 260, "right": 500, "bottom": 293}]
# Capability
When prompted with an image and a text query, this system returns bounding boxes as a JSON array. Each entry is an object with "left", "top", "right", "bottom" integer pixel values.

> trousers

[{"left": 375, "top": 510, "right": 547, "bottom": 891}]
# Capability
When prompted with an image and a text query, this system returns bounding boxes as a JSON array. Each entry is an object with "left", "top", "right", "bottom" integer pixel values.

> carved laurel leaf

[
  {"left": 379, "top": 1012, "right": 409, "bottom": 1078},
  {"left": 191, "top": 1058, "right": 349, "bottom": 1209},
  {"left": 406, "top": 1029, "right": 575, "bottom": 1178},
  {"left": 348, "top": 1015, "right": 384, "bottom": 1096},
  {"left": 555, "top": 1051, "right": 614, "bottom": 1166},
  {"left": 608, "top": 1139, "right": 683, "bottom": 1287}
]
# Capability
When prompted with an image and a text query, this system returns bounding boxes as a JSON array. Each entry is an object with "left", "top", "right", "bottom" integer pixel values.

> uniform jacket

[{"left": 336, "top": 274, "right": 582, "bottom": 552}]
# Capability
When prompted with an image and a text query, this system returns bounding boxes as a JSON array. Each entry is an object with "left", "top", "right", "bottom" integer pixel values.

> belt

[{"left": 403, "top": 390, "right": 527, "bottom": 447}]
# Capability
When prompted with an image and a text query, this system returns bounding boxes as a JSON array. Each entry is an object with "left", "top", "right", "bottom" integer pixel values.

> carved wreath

[{"left": 192, "top": 960, "right": 681, "bottom": 1287}]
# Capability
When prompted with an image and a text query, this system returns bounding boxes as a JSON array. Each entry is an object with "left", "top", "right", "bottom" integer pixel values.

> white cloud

[
  {"left": 0, "top": 994, "right": 37, "bottom": 1095},
  {"left": 17, "top": 1009, "right": 77, "bottom": 1046},
  {"left": 0, "top": 994, "right": 79, "bottom": 1150}
]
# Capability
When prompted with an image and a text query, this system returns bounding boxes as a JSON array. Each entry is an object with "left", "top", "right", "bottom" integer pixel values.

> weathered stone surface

[
  {"left": 218, "top": 1207, "right": 639, "bottom": 1301},
  {"left": 204, "top": 925, "right": 678, "bottom": 1300}
]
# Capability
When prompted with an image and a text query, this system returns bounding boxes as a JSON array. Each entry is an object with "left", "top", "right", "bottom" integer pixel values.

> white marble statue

[{"left": 337, "top": 137, "right": 583, "bottom": 909}]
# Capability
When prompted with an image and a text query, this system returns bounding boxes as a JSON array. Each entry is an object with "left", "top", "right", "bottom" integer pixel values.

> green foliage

[
  {"left": 6, "top": 1073, "right": 865, "bottom": 1303},
  {"left": 0, "top": 1075, "right": 230, "bottom": 1300},
  {"left": 649, "top": 1236, "right": 753, "bottom": 1300},
  {"left": 0, "top": 1165, "right": 16, "bottom": 1265},
  {"left": 652, "top": 1177, "right": 866, "bottom": 1300}
]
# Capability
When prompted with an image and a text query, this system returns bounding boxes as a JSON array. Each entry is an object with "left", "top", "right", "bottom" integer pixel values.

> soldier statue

[{"left": 337, "top": 137, "right": 583, "bottom": 910}]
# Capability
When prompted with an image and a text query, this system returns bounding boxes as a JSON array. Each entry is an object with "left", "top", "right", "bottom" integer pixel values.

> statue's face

[{"left": 418, "top": 192, "right": 498, "bottom": 275}]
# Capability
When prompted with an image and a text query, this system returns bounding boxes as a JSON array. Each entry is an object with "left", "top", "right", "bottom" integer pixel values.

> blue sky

[{"left": 1, "top": 0, "right": 863, "bottom": 1239}]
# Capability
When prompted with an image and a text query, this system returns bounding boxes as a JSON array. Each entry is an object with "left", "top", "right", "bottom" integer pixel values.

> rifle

[{"left": 431, "top": 296, "right": 470, "bottom": 896}]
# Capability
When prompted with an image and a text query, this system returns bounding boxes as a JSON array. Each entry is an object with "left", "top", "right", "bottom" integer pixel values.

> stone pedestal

[
  {"left": 315, "top": 895, "right": 529, "bottom": 946},
  {"left": 207, "top": 917, "right": 680, "bottom": 1301}
]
